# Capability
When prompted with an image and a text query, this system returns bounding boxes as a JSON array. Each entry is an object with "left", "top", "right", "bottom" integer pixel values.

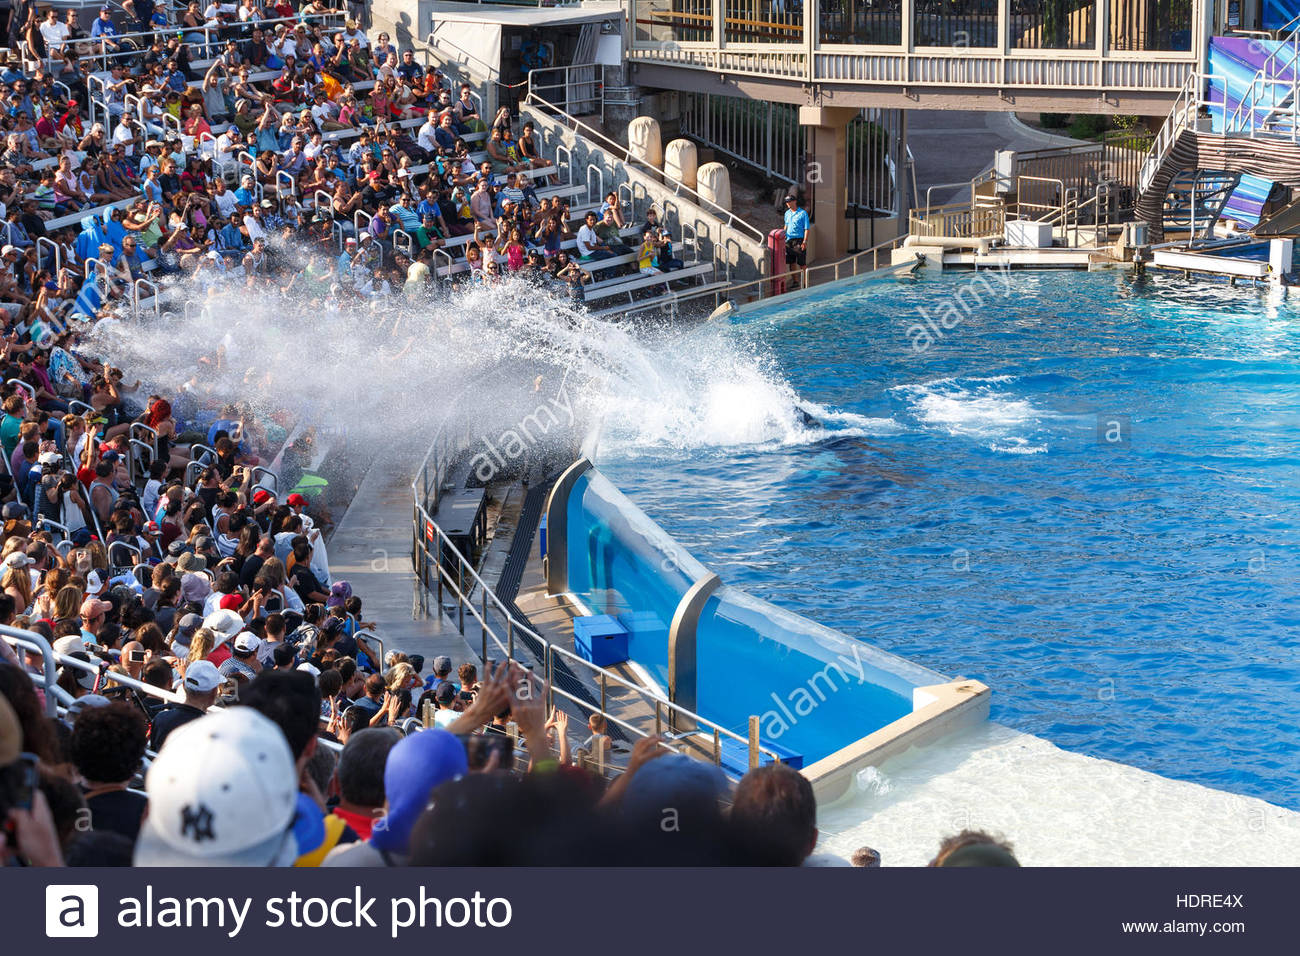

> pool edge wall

[
  {"left": 551, "top": 459, "right": 991, "bottom": 772},
  {"left": 803, "top": 679, "right": 991, "bottom": 803}
]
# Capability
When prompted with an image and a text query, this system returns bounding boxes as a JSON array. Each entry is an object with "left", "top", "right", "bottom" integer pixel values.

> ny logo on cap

[{"left": 180, "top": 803, "right": 216, "bottom": 843}]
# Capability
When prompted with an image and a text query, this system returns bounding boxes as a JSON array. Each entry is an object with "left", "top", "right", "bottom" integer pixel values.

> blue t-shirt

[
  {"left": 784, "top": 206, "right": 810, "bottom": 240},
  {"left": 207, "top": 419, "right": 239, "bottom": 446}
]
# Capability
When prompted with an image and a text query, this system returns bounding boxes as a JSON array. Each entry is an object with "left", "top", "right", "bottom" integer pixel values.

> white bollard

[
  {"left": 627, "top": 116, "right": 663, "bottom": 169},
  {"left": 664, "top": 138, "right": 699, "bottom": 189},
  {"left": 696, "top": 162, "right": 732, "bottom": 213},
  {"left": 1269, "top": 238, "right": 1293, "bottom": 282}
]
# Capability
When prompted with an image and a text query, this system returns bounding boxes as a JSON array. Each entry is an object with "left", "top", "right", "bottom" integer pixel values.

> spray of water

[{"left": 86, "top": 272, "right": 863, "bottom": 473}]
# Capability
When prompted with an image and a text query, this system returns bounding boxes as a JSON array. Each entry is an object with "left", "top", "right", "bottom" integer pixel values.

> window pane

[
  {"left": 634, "top": 0, "right": 715, "bottom": 44},
  {"left": 914, "top": 0, "right": 1000, "bottom": 48},
  {"left": 820, "top": 0, "right": 904, "bottom": 45},
  {"left": 1108, "top": 0, "right": 1193, "bottom": 51},
  {"left": 1011, "top": 1, "right": 1097, "bottom": 50},
  {"left": 724, "top": 0, "right": 805, "bottom": 44}
]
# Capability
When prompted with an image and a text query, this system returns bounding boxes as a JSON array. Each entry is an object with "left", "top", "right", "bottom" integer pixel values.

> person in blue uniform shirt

[{"left": 782, "top": 194, "right": 810, "bottom": 288}]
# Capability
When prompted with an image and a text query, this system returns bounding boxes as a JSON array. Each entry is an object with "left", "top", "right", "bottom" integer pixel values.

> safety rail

[
  {"left": 393, "top": 227, "right": 415, "bottom": 261},
  {"left": 132, "top": 277, "right": 159, "bottom": 318},
  {"left": 522, "top": 89, "right": 765, "bottom": 245},
  {"left": 432, "top": 247, "right": 455, "bottom": 287},
  {"left": 252, "top": 466, "right": 278, "bottom": 495},
  {"left": 126, "top": 438, "right": 153, "bottom": 485},
  {"left": 528, "top": 63, "right": 604, "bottom": 123},
  {"left": 909, "top": 200, "right": 1006, "bottom": 240},
  {"left": 2, "top": 624, "right": 185, "bottom": 717},
  {"left": 1138, "top": 72, "right": 1228, "bottom": 196},
  {"left": 7, "top": 378, "right": 34, "bottom": 401},
  {"left": 1014, "top": 175, "right": 1069, "bottom": 226},
  {"left": 719, "top": 234, "right": 910, "bottom": 305},
  {"left": 36, "top": 235, "right": 60, "bottom": 275},
  {"left": 1, "top": 624, "right": 346, "bottom": 757},
  {"left": 410, "top": 404, "right": 784, "bottom": 773}
]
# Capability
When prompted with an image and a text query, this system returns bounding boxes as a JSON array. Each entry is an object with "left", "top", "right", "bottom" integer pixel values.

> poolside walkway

[{"left": 326, "top": 456, "right": 478, "bottom": 667}]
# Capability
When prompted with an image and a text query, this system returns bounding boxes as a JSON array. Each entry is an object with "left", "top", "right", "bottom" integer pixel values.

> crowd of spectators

[
  {"left": 0, "top": 647, "right": 1022, "bottom": 866},
  {"left": 0, "top": 0, "right": 689, "bottom": 321}
]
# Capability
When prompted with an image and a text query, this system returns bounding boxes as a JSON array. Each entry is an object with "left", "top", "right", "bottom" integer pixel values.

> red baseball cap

[
  {"left": 287, "top": 493, "right": 308, "bottom": 508},
  {"left": 252, "top": 489, "right": 271, "bottom": 505},
  {"left": 219, "top": 593, "right": 243, "bottom": 611}
]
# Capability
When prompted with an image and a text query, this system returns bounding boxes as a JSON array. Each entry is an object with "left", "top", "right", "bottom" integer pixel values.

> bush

[
  {"left": 1040, "top": 113, "right": 1071, "bottom": 129},
  {"left": 1067, "top": 114, "right": 1108, "bottom": 139}
]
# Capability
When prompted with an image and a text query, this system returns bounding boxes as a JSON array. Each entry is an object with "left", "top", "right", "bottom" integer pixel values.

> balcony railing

[{"left": 628, "top": 0, "right": 1203, "bottom": 92}]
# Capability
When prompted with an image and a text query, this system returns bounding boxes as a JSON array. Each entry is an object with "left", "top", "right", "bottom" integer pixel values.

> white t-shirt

[
  {"left": 142, "top": 477, "right": 163, "bottom": 516},
  {"left": 416, "top": 120, "right": 438, "bottom": 152},
  {"left": 244, "top": 213, "right": 267, "bottom": 242},
  {"left": 111, "top": 120, "right": 137, "bottom": 156},
  {"left": 214, "top": 130, "right": 238, "bottom": 155},
  {"left": 342, "top": 27, "right": 367, "bottom": 48},
  {"left": 576, "top": 224, "right": 601, "bottom": 257},
  {"left": 432, "top": 708, "right": 459, "bottom": 729},
  {"left": 40, "top": 21, "right": 70, "bottom": 49},
  {"left": 213, "top": 188, "right": 239, "bottom": 218}
]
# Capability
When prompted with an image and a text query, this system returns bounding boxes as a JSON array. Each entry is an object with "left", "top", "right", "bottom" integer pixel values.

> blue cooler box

[{"left": 573, "top": 614, "right": 629, "bottom": 667}]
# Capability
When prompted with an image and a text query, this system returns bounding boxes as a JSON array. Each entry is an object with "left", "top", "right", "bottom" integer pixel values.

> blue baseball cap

[{"left": 369, "top": 729, "right": 467, "bottom": 854}]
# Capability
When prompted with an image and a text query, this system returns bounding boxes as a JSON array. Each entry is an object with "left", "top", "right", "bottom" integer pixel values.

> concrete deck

[{"left": 325, "top": 458, "right": 478, "bottom": 667}]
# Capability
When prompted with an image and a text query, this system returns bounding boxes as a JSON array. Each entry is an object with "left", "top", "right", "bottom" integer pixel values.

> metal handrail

[
  {"left": 132, "top": 277, "right": 158, "bottom": 317},
  {"left": 7, "top": 378, "right": 34, "bottom": 401},
  {"left": 252, "top": 466, "right": 277, "bottom": 495},
  {"left": 722, "top": 233, "right": 909, "bottom": 305},
  {"left": 414, "top": 496, "right": 781, "bottom": 768},
  {"left": 1, "top": 625, "right": 62, "bottom": 716},
  {"left": 410, "top": 400, "right": 784, "bottom": 770},
  {"left": 37, "top": 235, "right": 61, "bottom": 275},
  {"left": 522, "top": 90, "right": 765, "bottom": 244},
  {"left": 432, "top": 246, "right": 454, "bottom": 284},
  {"left": 127, "top": 438, "right": 154, "bottom": 486}
]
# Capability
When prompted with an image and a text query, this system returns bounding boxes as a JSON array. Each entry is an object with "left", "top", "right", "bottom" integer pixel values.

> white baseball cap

[
  {"left": 134, "top": 707, "right": 298, "bottom": 866},
  {"left": 182, "top": 660, "right": 221, "bottom": 693},
  {"left": 232, "top": 632, "right": 260, "bottom": 655},
  {"left": 53, "top": 635, "right": 87, "bottom": 655},
  {"left": 203, "top": 609, "right": 244, "bottom": 646}
]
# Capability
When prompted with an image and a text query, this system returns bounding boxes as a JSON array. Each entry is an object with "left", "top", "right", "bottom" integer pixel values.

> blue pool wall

[{"left": 565, "top": 467, "right": 948, "bottom": 761}]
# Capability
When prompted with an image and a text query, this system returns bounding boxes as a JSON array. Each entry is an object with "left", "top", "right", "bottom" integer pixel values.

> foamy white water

[
  {"left": 888, "top": 376, "right": 1052, "bottom": 454},
  {"left": 100, "top": 272, "right": 904, "bottom": 463},
  {"left": 816, "top": 722, "right": 1300, "bottom": 866}
]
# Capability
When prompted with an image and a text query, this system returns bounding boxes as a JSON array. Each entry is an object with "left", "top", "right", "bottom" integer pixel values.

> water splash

[{"left": 89, "top": 271, "right": 882, "bottom": 468}]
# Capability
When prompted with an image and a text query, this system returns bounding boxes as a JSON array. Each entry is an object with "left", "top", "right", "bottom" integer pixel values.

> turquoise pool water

[
  {"left": 563, "top": 467, "right": 935, "bottom": 763},
  {"left": 598, "top": 269, "right": 1300, "bottom": 808}
]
